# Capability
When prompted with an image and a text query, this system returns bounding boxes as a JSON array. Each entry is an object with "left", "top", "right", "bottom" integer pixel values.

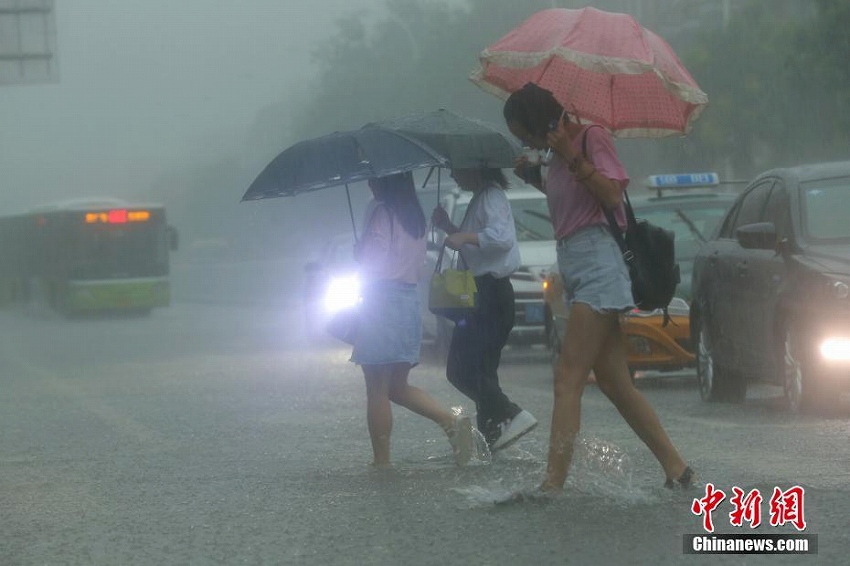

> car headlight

[
  {"left": 322, "top": 273, "right": 361, "bottom": 313},
  {"left": 820, "top": 337, "right": 850, "bottom": 361}
]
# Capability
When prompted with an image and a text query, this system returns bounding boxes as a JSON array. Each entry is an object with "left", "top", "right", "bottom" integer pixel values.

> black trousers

[{"left": 446, "top": 274, "right": 521, "bottom": 443}]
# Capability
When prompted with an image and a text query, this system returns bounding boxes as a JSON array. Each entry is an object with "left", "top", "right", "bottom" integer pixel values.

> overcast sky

[{"left": 0, "top": 0, "right": 458, "bottom": 214}]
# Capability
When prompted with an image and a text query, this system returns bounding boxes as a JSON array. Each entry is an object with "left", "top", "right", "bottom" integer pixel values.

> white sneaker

[
  {"left": 447, "top": 415, "right": 474, "bottom": 466},
  {"left": 490, "top": 410, "right": 538, "bottom": 452}
]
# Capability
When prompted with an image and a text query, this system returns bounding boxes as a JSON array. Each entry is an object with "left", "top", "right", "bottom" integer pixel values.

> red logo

[{"left": 692, "top": 484, "right": 807, "bottom": 533}]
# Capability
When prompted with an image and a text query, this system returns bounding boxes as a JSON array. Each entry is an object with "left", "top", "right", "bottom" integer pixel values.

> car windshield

[
  {"left": 453, "top": 197, "right": 555, "bottom": 242},
  {"left": 636, "top": 202, "right": 730, "bottom": 261},
  {"left": 800, "top": 178, "right": 850, "bottom": 241}
]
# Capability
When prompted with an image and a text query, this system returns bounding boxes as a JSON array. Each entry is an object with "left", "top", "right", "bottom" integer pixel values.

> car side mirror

[{"left": 736, "top": 222, "right": 777, "bottom": 250}]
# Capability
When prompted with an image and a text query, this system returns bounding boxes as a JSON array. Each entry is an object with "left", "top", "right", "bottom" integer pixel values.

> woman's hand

[
  {"left": 513, "top": 155, "right": 543, "bottom": 191},
  {"left": 431, "top": 205, "right": 454, "bottom": 234},
  {"left": 546, "top": 118, "right": 577, "bottom": 162}
]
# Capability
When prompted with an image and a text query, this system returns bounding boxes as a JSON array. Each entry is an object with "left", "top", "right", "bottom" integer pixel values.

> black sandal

[{"left": 664, "top": 466, "right": 695, "bottom": 489}]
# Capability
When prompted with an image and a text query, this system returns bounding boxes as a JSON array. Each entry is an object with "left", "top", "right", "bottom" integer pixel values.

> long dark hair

[
  {"left": 503, "top": 82, "right": 565, "bottom": 139},
  {"left": 480, "top": 167, "right": 509, "bottom": 190},
  {"left": 371, "top": 171, "right": 427, "bottom": 239}
]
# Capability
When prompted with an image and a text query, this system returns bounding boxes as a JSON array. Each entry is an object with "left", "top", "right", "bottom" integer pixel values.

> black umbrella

[
  {"left": 241, "top": 126, "right": 447, "bottom": 236},
  {"left": 366, "top": 109, "right": 521, "bottom": 170}
]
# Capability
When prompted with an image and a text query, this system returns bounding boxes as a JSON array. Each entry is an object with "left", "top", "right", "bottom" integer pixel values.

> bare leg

[
  {"left": 542, "top": 303, "right": 610, "bottom": 492},
  {"left": 592, "top": 321, "right": 688, "bottom": 481},
  {"left": 363, "top": 364, "right": 392, "bottom": 467},
  {"left": 387, "top": 363, "right": 456, "bottom": 433}
]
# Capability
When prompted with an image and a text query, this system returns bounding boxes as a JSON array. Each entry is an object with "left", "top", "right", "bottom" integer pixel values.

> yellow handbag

[{"left": 428, "top": 244, "right": 478, "bottom": 322}]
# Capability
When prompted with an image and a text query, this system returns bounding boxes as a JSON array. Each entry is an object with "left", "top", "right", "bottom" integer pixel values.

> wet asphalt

[{"left": 1, "top": 301, "right": 848, "bottom": 565}]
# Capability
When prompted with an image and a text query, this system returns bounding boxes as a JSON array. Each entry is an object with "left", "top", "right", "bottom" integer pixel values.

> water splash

[
  {"left": 451, "top": 436, "right": 657, "bottom": 507},
  {"left": 573, "top": 437, "right": 631, "bottom": 480},
  {"left": 450, "top": 406, "right": 492, "bottom": 466},
  {"left": 569, "top": 437, "right": 638, "bottom": 500},
  {"left": 469, "top": 426, "right": 493, "bottom": 465}
]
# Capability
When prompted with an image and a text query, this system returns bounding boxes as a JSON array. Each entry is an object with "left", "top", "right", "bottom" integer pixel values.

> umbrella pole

[
  {"left": 421, "top": 166, "right": 435, "bottom": 188},
  {"left": 433, "top": 168, "right": 442, "bottom": 244},
  {"left": 345, "top": 183, "right": 358, "bottom": 244}
]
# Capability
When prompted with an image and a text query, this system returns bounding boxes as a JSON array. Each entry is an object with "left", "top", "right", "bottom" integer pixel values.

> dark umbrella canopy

[
  {"left": 241, "top": 127, "right": 447, "bottom": 201},
  {"left": 367, "top": 109, "right": 521, "bottom": 169}
]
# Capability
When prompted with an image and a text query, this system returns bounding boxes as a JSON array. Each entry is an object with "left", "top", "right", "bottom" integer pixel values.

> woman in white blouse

[{"left": 431, "top": 167, "right": 538, "bottom": 451}]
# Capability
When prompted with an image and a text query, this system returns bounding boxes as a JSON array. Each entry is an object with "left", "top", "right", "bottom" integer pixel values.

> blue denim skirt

[
  {"left": 556, "top": 224, "right": 634, "bottom": 314},
  {"left": 350, "top": 280, "right": 421, "bottom": 367}
]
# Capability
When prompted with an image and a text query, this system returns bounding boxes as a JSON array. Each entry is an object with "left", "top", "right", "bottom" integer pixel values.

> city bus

[{"left": 0, "top": 199, "right": 178, "bottom": 315}]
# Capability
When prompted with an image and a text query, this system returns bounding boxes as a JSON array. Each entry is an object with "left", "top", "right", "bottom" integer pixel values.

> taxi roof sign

[{"left": 645, "top": 172, "right": 720, "bottom": 189}]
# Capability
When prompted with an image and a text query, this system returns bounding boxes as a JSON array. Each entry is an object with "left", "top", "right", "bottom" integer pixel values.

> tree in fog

[
  {"left": 278, "top": 0, "right": 847, "bottom": 180},
  {"left": 160, "top": 0, "right": 850, "bottom": 258},
  {"left": 681, "top": 0, "right": 849, "bottom": 177}
]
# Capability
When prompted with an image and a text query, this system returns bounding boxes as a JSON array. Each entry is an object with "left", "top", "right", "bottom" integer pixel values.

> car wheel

[
  {"left": 696, "top": 318, "right": 746, "bottom": 402},
  {"left": 781, "top": 325, "right": 834, "bottom": 414}
]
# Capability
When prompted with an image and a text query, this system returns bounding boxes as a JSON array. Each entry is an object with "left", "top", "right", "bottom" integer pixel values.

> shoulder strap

[
  {"left": 579, "top": 126, "right": 633, "bottom": 255},
  {"left": 455, "top": 194, "right": 478, "bottom": 270}
]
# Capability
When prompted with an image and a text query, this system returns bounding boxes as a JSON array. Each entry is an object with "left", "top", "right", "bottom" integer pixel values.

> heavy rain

[{"left": 2, "top": 1, "right": 849, "bottom": 564}]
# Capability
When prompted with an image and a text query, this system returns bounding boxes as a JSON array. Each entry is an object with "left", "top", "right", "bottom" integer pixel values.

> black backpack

[{"left": 580, "top": 127, "right": 680, "bottom": 321}]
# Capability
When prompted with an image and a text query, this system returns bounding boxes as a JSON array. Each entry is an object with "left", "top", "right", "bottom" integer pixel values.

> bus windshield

[{"left": 71, "top": 223, "right": 169, "bottom": 279}]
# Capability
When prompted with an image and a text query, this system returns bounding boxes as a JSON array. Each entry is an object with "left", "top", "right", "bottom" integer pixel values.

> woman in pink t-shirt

[
  {"left": 352, "top": 172, "right": 474, "bottom": 468},
  {"left": 503, "top": 83, "right": 693, "bottom": 494}
]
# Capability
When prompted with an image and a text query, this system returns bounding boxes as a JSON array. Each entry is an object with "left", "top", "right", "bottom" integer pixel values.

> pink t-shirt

[
  {"left": 545, "top": 125, "right": 630, "bottom": 240},
  {"left": 357, "top": 203, "right": 426, "bottom": 285}
]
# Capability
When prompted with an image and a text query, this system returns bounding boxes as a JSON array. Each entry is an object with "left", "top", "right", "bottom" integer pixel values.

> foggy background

[{"left": 2, "top": 0, "right": 848, "bottom": 268}]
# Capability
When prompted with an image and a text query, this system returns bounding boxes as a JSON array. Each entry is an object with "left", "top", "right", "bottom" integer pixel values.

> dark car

[{"left": 690, "top": 161, "right": 850, "bottom": 412}]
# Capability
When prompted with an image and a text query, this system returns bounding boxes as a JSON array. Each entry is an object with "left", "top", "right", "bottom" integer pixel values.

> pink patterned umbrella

[{"left": 470, "top": 7, "right": 708, "bottom": 138}]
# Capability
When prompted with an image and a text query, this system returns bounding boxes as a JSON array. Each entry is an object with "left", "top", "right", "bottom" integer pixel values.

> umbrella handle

[{"left": 428, "top": 168, "right": 442, "bottom": 246}]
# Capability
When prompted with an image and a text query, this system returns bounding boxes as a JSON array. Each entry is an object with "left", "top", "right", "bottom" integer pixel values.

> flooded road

[{"left": 1, "top": 302, "right": 847, "bottom": 565}]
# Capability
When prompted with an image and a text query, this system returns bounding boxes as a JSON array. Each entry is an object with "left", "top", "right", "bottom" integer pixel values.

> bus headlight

[{"left": 322, "top": 274, "right": 361, "bottom": 313}]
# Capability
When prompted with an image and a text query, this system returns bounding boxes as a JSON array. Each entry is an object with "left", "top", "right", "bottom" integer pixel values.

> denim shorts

[
  {"left": 556, "top": 224, "right": 634, "bottom": 314},
  {"left": 350, "top": 280, "right": 421, "bottom": 367}
]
